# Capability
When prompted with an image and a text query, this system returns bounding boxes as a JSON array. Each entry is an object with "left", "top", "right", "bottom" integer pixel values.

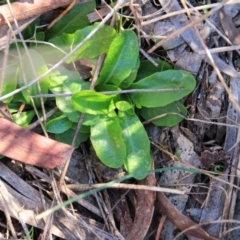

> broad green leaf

[
  {"left": 55, "top": 129, "right": 89, "bottom": 147},
  {"left": 95, "top": 84, "right": 121, "bottom": 92},
  {"left": 119, "top": 58, "right": 140, "bottom": 89},
  {"left": 72, "top": 90, "right": 116, "bottom": 115},
  {"left": 119, "top": 113, "right": 152, "bottom": 179},
  {"left": 46, "top": 1, "right": 95, "bottom": 39},
  {"left": 130, "top": 70, "right": 196, "bottom": 108},
  {"left": 139, "top": 101, "right": 188, "bottom": 127},
  {"left": 12, "top": 92, "right": 27, "bottom": 103},
  {"left": 48, "top": 73, "right": 68, "bottom": 87},
  {"left": 71, "top": 123, "right": 90, "bottom": 133},
  {"left": 115, "top": 101, "right": 132, "bottom": 111},
  {"left": 50, "top": 24, "right": 116, "bottom": 63},
  {"left": 67, "top": 111, "right": 81, "bottom": 123},
  {"left": 56, "top": 96, "right": 77, "bottom": 114},
  {"left": 8, "top": 102, "right": 22, "bottom": 113},
  {"left": 46, "top": 115, "right": 72, "bottom": 134},
  {"left": 1, "top": 66, "right": 18, "bottom": 103},
  {"left": 56, "top": 72, "right": 91, "bottom": 114},
  {"left": 135, "top": 59, "right": 173, "bottom": 81},
  {"left": 96, "top": 30, "right": 139, "bottom": 86},
  {"left": 48, "top": 66, "right": 87, "bottom": 89},
  {"left": 82, "top": 113, "right": 100, "bottom": 126},
  {"left": 19, "top": 49, "right": 49, "bottom": 107},
  {"left": 95, "top": 84, "right": 122, "bottom": 105},
  {"left": 67, "top": 111, "right": 100, "bottom": 126},
  {"left": 90, "top": 117, "right": 126, "bottom": 168},
  {"left": 12, "top": 110, "right": 35, "bottom": 127}
]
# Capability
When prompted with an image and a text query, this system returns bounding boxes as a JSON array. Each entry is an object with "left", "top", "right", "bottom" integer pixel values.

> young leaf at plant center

[
  {"left": 46, "top": 115, "right": 72, "bottom": 134},
  {"left": 96, "top": 30, "right": 139, "bottom": 87},
  {"left": 139, "top": 101, "right": 188, "bottom": 127},
  {"left": 135, "top": 59, "right": 173, "bottom": 82},
  {"left": 90, "top": 117, "right": 126, "bottom": 168},
  {"left": 119, "top": 112, "right": 152, "bottom": 180},
  {"left": 12, "top": 110, "right": 35, "bottom": 128},
  {"left": 1, "top": 65, "right": 18, "bottom": 103},
  {"left": 46, "top": 1, "right": 96, "bottom": 40},
  {"left": 119, "top": 58, "right": 140, "bottom": 89},
  {"left": 117, "top": 95, "right": 135, "bottom": 116},
  {"left": 129, "top": 70, "right": 196, "bottom": 108},
  {"left": 49, "top": 23, "right": 116, "bottom": 63},
  {"left": 49, "top": 67, "right": 90, "bottom": 114},
  {"left": 18, "top": 49, "right": 49, "bottom": 107},
  {"left": 115, "top": 101, "right": 133, "bottom": 112},
  {"left": 55, "top": 128, "right": 89, "bottom": 147},
  {"left": 72, "top": 90, "right": 116, "bottom": 115}
]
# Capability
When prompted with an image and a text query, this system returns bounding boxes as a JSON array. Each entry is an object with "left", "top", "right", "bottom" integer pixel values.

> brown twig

[
  {"left": 0, "top": 0, "right": 74, "bottom": 26},
  {"left": 47, "top": 0, "right": 77, "bottom": 30}
]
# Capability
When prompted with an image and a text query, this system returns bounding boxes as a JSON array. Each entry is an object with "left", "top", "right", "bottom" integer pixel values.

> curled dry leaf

[{"left": 0, "top": 118, "right": 74, "bottom": 168}]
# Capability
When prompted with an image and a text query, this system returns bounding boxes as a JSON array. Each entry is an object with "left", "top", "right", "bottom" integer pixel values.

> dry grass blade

[
  {"left": 0, "top": 180, "right": 17, "bottom": 238},
  {"left": 0, "top": 162, "right": 117, "bottom": 239}
]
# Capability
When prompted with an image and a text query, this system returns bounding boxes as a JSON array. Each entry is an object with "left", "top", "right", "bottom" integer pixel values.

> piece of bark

[
  {"left": 0, "top": 0, "right": 74, "bottom": 26},
  {"left": 0, "top": 117, "right": 74, "bottom": 168}
]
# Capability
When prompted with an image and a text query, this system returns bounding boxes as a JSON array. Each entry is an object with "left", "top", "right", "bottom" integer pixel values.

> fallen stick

[
  {"left": 0, "top": 0, "right": 74, "bottom": 26},
  {"left": 0, "top": 117, "right": 74, "bottom": 168}
]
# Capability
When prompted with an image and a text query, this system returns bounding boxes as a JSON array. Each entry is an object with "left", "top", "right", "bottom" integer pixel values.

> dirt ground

[{"left": 1, "top": 0, "right": 240, "bottom": 240}]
